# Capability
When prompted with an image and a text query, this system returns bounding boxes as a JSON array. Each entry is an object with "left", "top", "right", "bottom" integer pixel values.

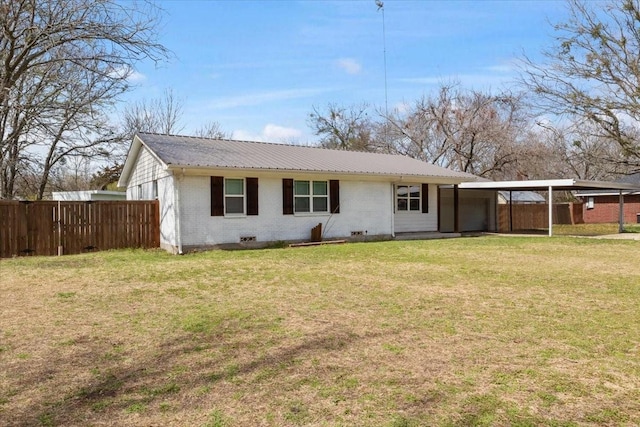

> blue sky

[{"left": 127, "top": 0, "right": 569, "bottom": 143}]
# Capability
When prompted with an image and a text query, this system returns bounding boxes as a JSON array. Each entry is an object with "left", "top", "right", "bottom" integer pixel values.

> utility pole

[{"left": 376, "top": 0, "right": 390, "bottom": 151}]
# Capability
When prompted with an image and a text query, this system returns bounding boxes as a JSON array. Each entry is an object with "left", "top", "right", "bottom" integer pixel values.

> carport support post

[
  {"left": 548, "top": 186, "right": 553, "bottom": 237},
  {"left": 509, "top": 191, "right": 513, "bottom": 232},
  {"left": 619, "top": 190, "right": 624, "bottom": 233},
  {"left": 453, "top": 184, "right": 460, "bottom": 233}
]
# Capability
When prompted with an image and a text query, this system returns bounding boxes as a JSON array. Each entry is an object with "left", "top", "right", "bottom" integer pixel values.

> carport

[{"left": 458, "top": 179, "right": 640, "bottom": 236}]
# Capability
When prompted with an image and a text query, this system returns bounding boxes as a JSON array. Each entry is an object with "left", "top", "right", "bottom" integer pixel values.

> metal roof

[
  {"left": 119, "top": 133, "right": 479, "bottom": 185},
  {"left": 575, "top": 173, "right": 640, "bottom": 196},
  {"left": 460, "top": 179, "right": 640, "bottom": 192}
]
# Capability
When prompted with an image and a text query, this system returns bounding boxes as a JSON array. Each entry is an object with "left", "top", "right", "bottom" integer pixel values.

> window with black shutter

[
  {"left": 211, "top": 177, "right": 259, "bottom": 216},
  {"left": 211, "top": 176, "right": 224, "bottom": 216},
  {"left": 422, "top": 183, "right": 429, "bottom": 213}
]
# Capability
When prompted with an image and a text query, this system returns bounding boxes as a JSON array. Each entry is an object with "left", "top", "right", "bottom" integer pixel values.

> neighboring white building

[
  {"left": 497, "top": 190, "right": 545, "bottom": 204},
  {"left": 118, "top": 133, "right": 480, "bottom": 253},
  {"left": 52, "top": 190, "right": 126, "bottom": 201}
]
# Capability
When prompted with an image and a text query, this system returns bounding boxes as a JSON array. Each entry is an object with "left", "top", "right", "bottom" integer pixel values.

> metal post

[
  {"left": 509, "top": 190, "right": 513, "bottom": 232},
  {"left": 57, "top": 201, "right": 63, "bottom": 256},
  {"left": 453, "top": 185, "right": 459, "bottom": 233},
  {"left": 619, "top": 190, "right": 624, "bottom": 233},
  {"left": 548, "top": 186, "right": 553, "bottom": 237}
]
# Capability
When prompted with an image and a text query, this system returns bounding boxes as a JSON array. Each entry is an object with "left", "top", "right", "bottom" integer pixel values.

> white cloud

[
  {"left": 233, "top": 124, "right": 303, "bottom": 143},
  {"left": 127, "top": 70, "right": 146, "bottom": 83},
  {"left": 263, "top": 124, "right": 302, "bottom": 141},
  {"left": 483, "top": 64, "right": 514, "bottom": 74},
  {"left": 336, "top": 58, "right": 362, "bottom": 75},
  {"left": 393, "top": 101, "right": 411, "bottom": 115},
  {"left": 398, "top": 73, "right": 515, "bottom": 90},
  {"left": 108, "top": 66, "right": 146, "bottom": 82},
  {"left": 207, "top": 88, "right": 325, "bottom": 110}
]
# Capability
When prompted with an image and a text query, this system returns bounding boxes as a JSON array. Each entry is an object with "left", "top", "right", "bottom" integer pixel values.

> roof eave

[
  {"left": 118, "top": 134, "right": 170, "bottom": 188},
  {"left": 165, "top": 164, "right": 476, "bottom": 183},
  {"left": 117, "top": 135, "right": 144, "bottom": 188}
]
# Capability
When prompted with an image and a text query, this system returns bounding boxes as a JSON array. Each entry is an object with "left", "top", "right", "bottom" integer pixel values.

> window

[
  {"left": 152, "top": 180, "right": 158, "bottom": 199},
  {"left": 211, "top": 176, "right": 258, "bottom": 217},
  {"left": 586, "top": 197, "right": 594, "bottom": 209},
  {"left": 225, "top": 178, "right": 245, "bottom": 214},
  {"left": 283, "top": 179, "right": 339, "bottom": 215},
  {"left": 137, "top": 184, "right": 142, "bottom": 200},
  {"left": 294, "top": 180, "right": 328, "bottom": 213},
  {"left": 396, "top": 185, "right": 421, "bottom": 211}
]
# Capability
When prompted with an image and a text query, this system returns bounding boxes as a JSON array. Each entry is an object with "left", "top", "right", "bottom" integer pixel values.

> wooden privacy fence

[
  {"left": 0, "top": 200, "right": 159, "bottom": 258},
  {"left": 498, "top": 203, "right": 583, "bottom": 232}
]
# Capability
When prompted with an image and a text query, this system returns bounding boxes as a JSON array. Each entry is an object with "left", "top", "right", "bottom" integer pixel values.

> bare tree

[
  {"left": 308, "top": 103, "right": 382, "bottom": 151},
  {"left": 121, "top": 89, "right": 185, "bottom": 137},
  {"left": 521, "top": 0, "right": 640, "bottom": 169},
  {"left": 385, "top": 84, "right": 529, "bottom": 179},
  {"left": 0, "top": 0, "right": 169, "bottom": 199},
  {"left": 194, "top": 121, "right": 230, "bottom": 139},
  {"left": 533, "top": 120, "right": 634, "bottom": 180}
]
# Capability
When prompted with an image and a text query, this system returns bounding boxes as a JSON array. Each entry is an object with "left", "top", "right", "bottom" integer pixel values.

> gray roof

[
  {"left": 575, "top": 173, "right": 640, "bottom": 196},
  {"left": 124, "top": 133, "right": 478, "bottom": 182}
]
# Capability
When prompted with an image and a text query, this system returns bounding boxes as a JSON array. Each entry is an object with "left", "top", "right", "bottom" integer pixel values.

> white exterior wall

[
  {"left": 125, "top": 147, "right": 178, "bottom": 252},
  {"left": 393, "top": 183, "right": 439, "bottom": 232},
  {"left": 126, "top": 147, "right": 171, "bottom": 199},
  {"left": 178, "top": 175, "right": 394, "bottom": 248}
]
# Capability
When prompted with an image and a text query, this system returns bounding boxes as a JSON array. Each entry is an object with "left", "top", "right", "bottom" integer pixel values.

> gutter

[{"left": 174, "top": 169, "right": 184, "bottom": 255}]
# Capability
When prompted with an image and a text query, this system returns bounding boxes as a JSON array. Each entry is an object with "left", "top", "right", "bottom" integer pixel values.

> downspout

[
  {"left": 390, "top": 183, "right": 395, "bottom": 238},
  {"left": 174, "top": 169, "right": 184, "bottom": 254}
]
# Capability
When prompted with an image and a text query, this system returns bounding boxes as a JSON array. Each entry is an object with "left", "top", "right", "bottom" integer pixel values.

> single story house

[
  {"left": 118, "top": 133, "right": 482, "bottom": 253},
  {"left": 576, "top": 173, "right": 640, "bottom": 224}
]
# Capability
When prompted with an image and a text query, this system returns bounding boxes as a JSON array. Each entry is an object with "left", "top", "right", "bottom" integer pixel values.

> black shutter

[
  {"left": 211, "top": 176, "right": 224, "bottom": 216},
  {"left": 283, "top": 178, "right": 294, "bottom": 215},
  {"left": 246, "top": 177, "right": 259, "bottom": 215},
  {"left": 422, "top": 183, "right": 429, "bottom": 213},
  {"left": 330, "top": 180, "right": 340, "bottom": 213}
]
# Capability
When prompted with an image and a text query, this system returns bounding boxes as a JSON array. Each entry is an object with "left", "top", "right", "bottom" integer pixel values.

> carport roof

[
  {"left": 459, "top": 179, "right": 640, "bottom": 236},
  {"left": 459, "top": 179, "right": 640, "bottom": 192}
]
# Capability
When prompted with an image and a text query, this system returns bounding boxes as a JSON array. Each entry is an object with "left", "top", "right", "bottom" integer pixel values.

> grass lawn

[
  {"left": 1, "top": 236, "right": 639, "bottom": 426},
  {"left": 552, "top": 223, "right": 640, "bottom": 236}
]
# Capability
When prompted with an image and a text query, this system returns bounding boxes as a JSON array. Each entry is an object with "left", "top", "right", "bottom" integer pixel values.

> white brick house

[{"left": 118, "top": 133, "right": 480, "bottom": 253}]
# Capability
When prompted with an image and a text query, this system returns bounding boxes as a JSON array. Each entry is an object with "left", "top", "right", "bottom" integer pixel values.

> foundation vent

[
  {"left": 240, "top": 236, "right": 257, "bottom": 243},
  {"left": 351, "top": 231, "right": 364, "bottom": 236}
]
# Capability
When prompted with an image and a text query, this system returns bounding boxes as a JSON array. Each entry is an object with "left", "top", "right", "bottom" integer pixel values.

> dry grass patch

[{"left": 1, "top": 237, "right": 639, "bottom": 426}]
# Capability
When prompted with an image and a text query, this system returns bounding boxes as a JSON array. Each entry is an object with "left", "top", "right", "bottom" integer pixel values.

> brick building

[{"left": 578, "top": 174, "right": 640, "bottom": 224}]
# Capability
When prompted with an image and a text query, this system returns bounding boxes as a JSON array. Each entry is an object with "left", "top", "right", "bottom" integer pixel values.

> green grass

[
  {"left": 1, "top": 237, "right": 639, "bottom": 426},
  {"left": 552, "top": 222, "right": 640, "bottom": 235}
]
